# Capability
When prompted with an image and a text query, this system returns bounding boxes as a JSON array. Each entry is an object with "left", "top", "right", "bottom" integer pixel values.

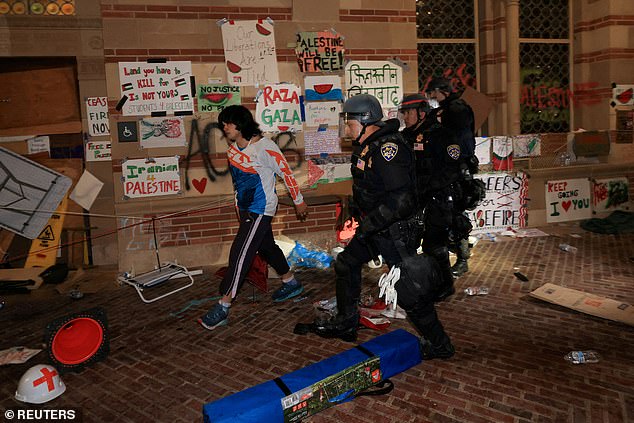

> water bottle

[
  {"left": 564, "top": 350, "right": 600, "bottom": 364},
  {"left": 559, "top": 243, "right": 578, "bottom": 253},
  {"left": 464, "top": 287, "right": 489, "bottom": 296}
]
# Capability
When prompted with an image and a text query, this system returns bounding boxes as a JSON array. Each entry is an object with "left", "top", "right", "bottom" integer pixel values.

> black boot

[
  {"left": 428, "top": 246, "right": 455, "bottom": 301},
  {"left": 313, "top": 313, "right": 359, "bottom": 342},
  {"left": 420, "top": 337, "right": 455, "bottom": 360},
  {"left": 451, "top": 239, "right": 470, "bottom": 277}
]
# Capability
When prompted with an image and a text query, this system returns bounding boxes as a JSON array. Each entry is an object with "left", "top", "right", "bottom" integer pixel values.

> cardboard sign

[
  {"left": 468, "top": 172, "right": 528, "bottom": 234},
  {"left": 304, "top": 75, "right": 343, "bottom": 101},
  {"left": 197, "top": 84, "right": 241, "bottom": 112},
  {"left": 512, "top": 134, "right": 541, "bottom": 157},
  {"left": 221, "top": 20, "right": 279, "bottom": 86},
  {"left": 344, "top": 61, "right": 403, "bottom": 109},
  {"left": 592, "top": 177, "right": 630, "bottom": 213},
  {"left": 304, "top": 101, "right": 340, "bottom": 127},
  {"left": 256, "top": 84, "right": 302, "bottom": 133},
  {"left": 474, "top": 137, "right": 491, "bottom": 165},
  {"left": 118, "top": 61, "right": 194, "bottom": 116},
  {"left": 295, "top": 31, "right": 344, "bottom": 73},
  {"left": 545, "top": 178, "right": 592, "bottom": 223},
  {"left": 122, "top": 156, "right": 181, "bottom": 199},
  {"left": 86, "top": 97, "right": 110, "bottom": 136},
  {"left": 611, "top": 84, "right": 634, "bottom": 107},
  {"left": 85, "top": 140, "right": 112, "bottom": 162},
  {"left": 139, "top": 117, "right": 186, "bottom": 148},
  {"left": 531, "top": 283, "right": 634, "bottom": 327},
  {"left": 573, "top": 130, "right": 610, "bottom": 157}
]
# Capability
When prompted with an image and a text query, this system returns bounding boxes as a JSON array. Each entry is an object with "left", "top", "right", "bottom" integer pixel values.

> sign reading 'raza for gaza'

[{"left": 256, "top": 84, "right": 302, "bottom": 133}]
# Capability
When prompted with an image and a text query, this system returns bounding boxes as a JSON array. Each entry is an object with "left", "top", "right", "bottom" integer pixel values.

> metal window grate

[
  {"left": 416, "top": 0, "right": 475, "bottom": 39},
  {"left": 417, "top": 43, "right": 477, "bottom": 92},
  {"left": 520, "top": 0, "right": 569, "bottom": 39}
]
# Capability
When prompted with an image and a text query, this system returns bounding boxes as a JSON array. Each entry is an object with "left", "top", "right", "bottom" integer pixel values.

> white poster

[
  {"left": 545, "top": 178, "right": 592, "bottom": 223},
  {"left": 304, "top": 128, "right": 341, "bottom": 155},
  {"left": 118, "top": 61, "right": 194, "bottom": 116},
  {"left": 468, "top": 172, "right": 528, "bottom": 234},
  {"left": 27, "top": 136, "right": 50, "bottom": 155},
  {"left": 221, "top": 20, "right": 279, "bottom": 86},
  {"left": 304, "top": 75, "right": 343, "bottom": 101},
  {"left": 344, "top": 61, "right": 403, "bottom": 109},
  {"left": 611, "top": 84, "right": 634, "bottom": 107},
  {"left": 139, "top": 117, "right": 187, "bottom": 149},
  {"left": 86, "top": 97, "right": 110, "bottom": 136},
  {"left": 69, "top": 170, "right": 103, "bottom": 210},
  {"left": 592, "top": 177, "right": 630, "bottom": 213},
  {"left": 122, "top": 156, "right": 181, "bottom": 199},
  {"left": 255, "top": 84, "right": 302, "bottom": 133},
  {"left": 305, "top": 101, "right": 341, "bottom": 127},
  {"left": 85, "top": 140, "right": 112, "bottom": 162},
  {"left": 513, "top": 134, "right": 541, "bottom": 157},
  {"left": 474, "top": 137, "right": 491, "bottom": 165}
]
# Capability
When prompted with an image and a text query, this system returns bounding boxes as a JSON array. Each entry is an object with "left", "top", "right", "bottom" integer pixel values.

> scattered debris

[
  {"left": 464, "top": 287, "right": 489, "bottom": 296},
  {"left": 0, "top": 347, "right": 42, "bottom": 366},
  {"left": 514, "top": 272, "right": 529, "bottom": 282}
]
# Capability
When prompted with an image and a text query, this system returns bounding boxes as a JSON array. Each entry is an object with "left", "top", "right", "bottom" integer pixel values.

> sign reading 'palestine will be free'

[{"left": 295, "top": 31, "right": 344, "bottom": 73}]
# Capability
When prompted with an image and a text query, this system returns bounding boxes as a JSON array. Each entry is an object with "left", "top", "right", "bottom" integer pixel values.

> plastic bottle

[
  {"left": 559, "top": 243, "right": 578, "bottom": 253},
  {"left": 464, "top": 287, "right": 489, "bottom": 296},
  {"left": 564, "top": 350, "right": 600, "bottom": 364}
]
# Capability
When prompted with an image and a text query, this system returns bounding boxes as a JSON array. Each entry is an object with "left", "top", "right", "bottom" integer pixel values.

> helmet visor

[{"left": 339, "top": 112, "right": 366, "bottom": 139}]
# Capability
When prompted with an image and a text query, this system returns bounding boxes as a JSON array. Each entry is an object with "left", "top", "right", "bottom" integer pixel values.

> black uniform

[
  {"left": 405, "top": 93, "right": 477, "bottom": 291},
  {"left": 316, "top": 119, "right": 453, "bottom": 355}
]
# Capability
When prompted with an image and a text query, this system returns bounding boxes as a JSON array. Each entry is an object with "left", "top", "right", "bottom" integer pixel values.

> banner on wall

[
  {"left": 474, "top": 137, "right": 491, "bottom": 165},
  {"left": 512, "top": 134, "right": 541, "bottom": 157},
  {"left": 545, "top": 178, "right": 592, "bottom": 223},
  {"left": 305, "top": 101, "right": 341, "bottom": 127},
  {"left": 139, "top": 117, "right": 187, "bottom": 149},
  {"left": 118, "top": 61, "right": 194, "bottom": 116},
  {"left": 86, "top": 97, "right": 110, "bottom": 136},
  {"left": 197, "top": 84, "right": 241, "bottom": 112},
  {"left": 592, "top": 177, "right": 630, "bottom": 213},
  {"left": 85, "top": 140, "right": 111, "bottom": 162},
  {"left": 304, "top": 75, "right": 343, "bottom": 101},
  {"left": 255, "top": 84, "right": 302, "bottom": 133},
  {"left": 221, "top": 19, "right": 279, "bottom": 86},
  {"left": 344, "top": 60, "right": 403, "bottom": 109},
  {"left": 122, "top": 156, "right": 181, "bottom": 199},
  {"left": 295, "top": 31, "right": 344, "bottom": 73},
  {"left": 468, "top": 172, "right": 528, "bottom": 234}
]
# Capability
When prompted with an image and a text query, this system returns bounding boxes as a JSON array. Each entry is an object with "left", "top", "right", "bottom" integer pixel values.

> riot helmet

[
  {"left": 339, "top": 94, "right": 383, "bottom": 143},
  {"left": 425, "top": 77, "right": 453, "bottom": 94}
]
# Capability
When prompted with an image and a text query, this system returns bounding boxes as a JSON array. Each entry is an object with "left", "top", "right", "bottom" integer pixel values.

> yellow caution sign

[{"left": 25, "top": 197, "right": 68, "bottom": 268}]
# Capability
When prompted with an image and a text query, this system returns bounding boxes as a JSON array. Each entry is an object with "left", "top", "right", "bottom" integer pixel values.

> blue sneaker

[
  {"left": 199, "top": 303, "right": 229, "bottom": 330},
  {"left": 271, "top": 279, "right": 304, "bottom": 302}
]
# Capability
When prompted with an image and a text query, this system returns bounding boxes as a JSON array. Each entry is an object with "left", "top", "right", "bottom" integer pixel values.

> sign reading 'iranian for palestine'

[
  {"left": 122, "top": 156, "right": 181, "bottom": 199},
  {"left": 118, "top": 61, "right": 194, "bottom": 116}
]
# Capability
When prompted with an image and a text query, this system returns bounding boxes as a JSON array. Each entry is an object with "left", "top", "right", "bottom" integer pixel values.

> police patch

[
  {"left": 380, "top": 142, "right": 398, "bottom": 161},
  {"left": 447, "top": 144, "right": 461, "bottom": 160}
]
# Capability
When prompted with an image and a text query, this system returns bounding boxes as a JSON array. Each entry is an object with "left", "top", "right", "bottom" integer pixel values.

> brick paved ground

[{"left": 1, "top": 224, "right": 633, "bottom": 423}]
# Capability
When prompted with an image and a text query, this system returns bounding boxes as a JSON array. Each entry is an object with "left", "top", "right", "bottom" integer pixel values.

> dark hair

[{"left": 218, "top": 105, "right": 262, "bottom": 140}]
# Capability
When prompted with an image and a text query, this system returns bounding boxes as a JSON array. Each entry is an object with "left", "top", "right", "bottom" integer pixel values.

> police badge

[
  {"left": 380, "top": 142, "right": 398, "bottom": 161},
  {"left": 447, "top": 144, "right": 461, "bottom": 160}
]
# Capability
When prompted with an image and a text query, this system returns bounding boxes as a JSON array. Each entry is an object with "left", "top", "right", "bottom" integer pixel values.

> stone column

[{"left": 506, "top": 0, "right": 521, "bottom": 135}]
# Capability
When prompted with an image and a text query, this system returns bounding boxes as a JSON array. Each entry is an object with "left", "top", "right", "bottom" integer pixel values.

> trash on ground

[
  {"left": 0, "top": 347, "right": 42, "bottom": 366},
  {"left": 287, "top": 242, "right": 333, "bottom": 269},
  {"left": 464, "top": 287, "right": 489, "bottom": 296},
  {"left": 559, "top": 243, "right": 578, "bottom": 253},
  {"left": 530, "top": 283, "right": 634, "bottom": 326},
  {"left": 359, "top": 315, "right": 391, "bottom": 331},
  {"left": 381, "top": 305, "right": 407, "bottom": 319},
  {"left": 514, "top": 272, "right": 529, "bottom": 282},
  {"left": 313, "top": 297, "right": 337, "bottom": 322},
  {"left": 564, "top": 350, "right": 600, "bottom": 364}
]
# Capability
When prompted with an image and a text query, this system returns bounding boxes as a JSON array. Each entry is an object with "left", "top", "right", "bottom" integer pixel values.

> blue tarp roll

[{"left": 203, "top": 329, "right": 422, "bottom": 423}]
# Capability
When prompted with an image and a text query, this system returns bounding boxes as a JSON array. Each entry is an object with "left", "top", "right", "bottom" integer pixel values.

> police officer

[
  {"left": 399, "top": 93, "right": 431, "bottom": 146},
  {"left": 311, "top": 94, "right": 454, "bottom": 360},
  {"left": 426, "top": 78, "right": 480, "bottom": 278}
]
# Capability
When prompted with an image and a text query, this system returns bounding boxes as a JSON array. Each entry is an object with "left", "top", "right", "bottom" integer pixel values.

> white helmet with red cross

[{"left": 15, "top": 364, "right": 66, "bottom": 404}]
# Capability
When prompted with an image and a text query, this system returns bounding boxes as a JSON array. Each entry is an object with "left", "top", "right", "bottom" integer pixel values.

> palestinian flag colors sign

[
  {"left": 197, "top": 85, "right": 241, "bottom": 112},
  {"left": 304, "top": 75, "right": 343, "bottom": 101},
  {"left": 221, "top": 19, "right": 279, "bottom": 87}
]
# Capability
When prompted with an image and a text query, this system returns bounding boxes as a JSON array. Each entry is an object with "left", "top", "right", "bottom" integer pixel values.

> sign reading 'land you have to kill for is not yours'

[{"left": 118, "top": 61, "right": 194, "bottom": 116}]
